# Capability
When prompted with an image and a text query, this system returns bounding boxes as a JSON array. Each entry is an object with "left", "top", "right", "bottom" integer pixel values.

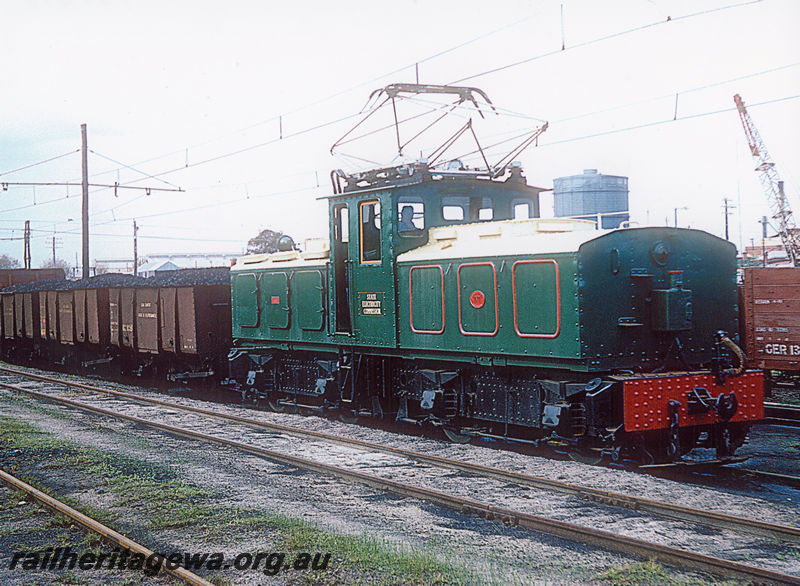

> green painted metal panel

[
  {"left": 512, "top": 260, "right": 559, "bottom": 337},
  {"left": 410, "top": 265, "right": 444, "bottom": 334},
  {"left": 349, "top": 192, "right": 397, "bottom": 347},
  {"left": 261, "top": 272, "right": 290, "bottom": 329},
  {"left": 396, "top": 253, "right": 581, "bottom": 362},
  {"left": 458, "top": 263, "right": 498, "bottom": 336},
  {"left": 232, "top": 273, "right": 259, "bottom": 329},
  {"left": 577, "top": 227, "right": 738, "bottom": 371},
  {"left": 295, "top": 270, "right": 325, "bottom": 331}
]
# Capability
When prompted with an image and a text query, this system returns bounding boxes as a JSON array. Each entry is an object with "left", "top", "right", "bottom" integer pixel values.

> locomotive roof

[
  {"left": 396, "top": 217, "right": 603, "bottom": 263},
  {"left": 319, "top": 162, "right": 547, "bottom": 200}
]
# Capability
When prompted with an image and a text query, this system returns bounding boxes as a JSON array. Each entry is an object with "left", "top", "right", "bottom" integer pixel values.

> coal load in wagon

[
  {"left": 150, "top": 267, "right": 230, "bottom": 287},
  {"left": 1, "top": 278, "right": 72, "bottom": 293}
]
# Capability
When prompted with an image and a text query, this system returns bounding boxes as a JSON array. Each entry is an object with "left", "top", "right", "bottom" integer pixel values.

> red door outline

[
  {"left": 409, "top": 265, "right": 445, "bottom": 334},
  {"left": 457, "top": 262, "right": 498, "bottom": 336},
  {"left": 512, "top": 259, "right": 561, "bottom": 338}
]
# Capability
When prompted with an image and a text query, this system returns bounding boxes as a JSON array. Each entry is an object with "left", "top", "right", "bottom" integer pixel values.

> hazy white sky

[{"left": 1, "top": 0, "right": 798, "bottom": 267}]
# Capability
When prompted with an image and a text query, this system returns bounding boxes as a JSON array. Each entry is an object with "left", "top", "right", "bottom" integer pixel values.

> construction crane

[{"left": 733, "top": 93, "right": 800, "bottom": 266}]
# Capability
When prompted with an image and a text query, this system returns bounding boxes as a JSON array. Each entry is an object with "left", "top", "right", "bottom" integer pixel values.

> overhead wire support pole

[
  {"left": 23, "top": 221, "right": 31, "bottom": 269},
  {"left": 133, "top": 220, "right": 138, "bottom": 276},
  {"left": 723, "top": 197, "right": 736, "bottom": 241},
  {"left": 81, "top": 124, "right": 89, "bottom": 279}
]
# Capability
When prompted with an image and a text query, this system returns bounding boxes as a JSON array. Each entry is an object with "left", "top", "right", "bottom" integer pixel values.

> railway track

[
  {"left": 765, "top": 401, "right": 800, "bottom": 427},
  {"left": 1, "top": 367, "right": 799, "bottom": 584},
  {"left": 735, "top": 468, "right": 800, "bottom": 489},
  {"left": 2, "top": 365, "right": 798, "bottom": 541},
  {"left": 0, "top": 469, "right": 212, "bottom": 586}
]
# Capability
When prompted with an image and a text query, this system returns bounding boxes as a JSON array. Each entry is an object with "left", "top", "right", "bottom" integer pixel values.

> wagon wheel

[{"left": 443, "top": 427, "right": 471, "bottom": 444}]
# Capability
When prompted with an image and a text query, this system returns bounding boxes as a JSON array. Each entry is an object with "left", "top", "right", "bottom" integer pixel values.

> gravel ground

[
  {"left": 730, "top": 423, "right": 800, "bottom": 477},
  {"left": 1, "top": 367, "right": 799, "bottom": 584},
  {"left": 0, "top": 484, "right": 181, "bottom": 585}
]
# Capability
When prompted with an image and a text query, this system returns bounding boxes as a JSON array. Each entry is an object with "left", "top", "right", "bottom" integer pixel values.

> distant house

[{"left": 137, "top": 259, "right": 180, "bottom": 278}]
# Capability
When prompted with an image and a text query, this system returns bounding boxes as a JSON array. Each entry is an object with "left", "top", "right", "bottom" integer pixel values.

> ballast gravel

[{"left": 0, "top": 368, "right": 798, "bottom": 584}]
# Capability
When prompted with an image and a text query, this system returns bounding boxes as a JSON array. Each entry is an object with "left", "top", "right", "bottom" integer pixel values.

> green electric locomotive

[{"left": 227, "top": 85, "right": 762, "bottom": 464}]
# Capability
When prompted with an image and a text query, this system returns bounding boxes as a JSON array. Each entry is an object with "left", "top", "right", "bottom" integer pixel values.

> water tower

[{"left": 553, "top": 169, "right": 629, "bottom": 229}]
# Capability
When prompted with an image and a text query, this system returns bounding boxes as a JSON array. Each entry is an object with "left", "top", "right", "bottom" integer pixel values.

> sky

[{"left": 1, "top": 0, "right": 799, "bottom": 269}]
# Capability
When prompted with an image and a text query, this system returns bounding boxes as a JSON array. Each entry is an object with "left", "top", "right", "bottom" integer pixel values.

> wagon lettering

[{"left": 764, "top": 343, "right": 799, "bottom": 355}]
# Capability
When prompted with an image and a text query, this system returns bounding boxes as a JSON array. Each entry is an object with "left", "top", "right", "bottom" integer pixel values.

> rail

[
  {"left": 1, "top": 374, "right": 798, "bottom": 584},
  {"left": 1, "top": 365, "right": 798, "bottom": 543},
  {"left": 0, "top": 469, "right": 213, "bottom": 585}
]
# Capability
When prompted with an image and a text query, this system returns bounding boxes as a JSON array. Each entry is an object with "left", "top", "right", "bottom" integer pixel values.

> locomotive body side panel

[
  {"left": 397, "top": 252, "right": 580, "bottom": 364},
  {"left": 396, "top": 219, "right": 589, "bottom": 366},
  {"left": 231, "top": 261, "right": 330, "bottom": 347}
]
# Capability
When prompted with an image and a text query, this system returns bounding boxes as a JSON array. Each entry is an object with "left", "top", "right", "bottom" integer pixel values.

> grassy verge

[
  {"left": 0, "top": 414, "right": 476, "bottom": 584},
  {"left": 595, "top": 560, "right": 732, "bottom": 586}
]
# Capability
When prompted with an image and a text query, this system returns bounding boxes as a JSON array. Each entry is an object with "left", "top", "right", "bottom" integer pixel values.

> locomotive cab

[{"left": 326, "top": 161, "right": 547, "bottom": 341}]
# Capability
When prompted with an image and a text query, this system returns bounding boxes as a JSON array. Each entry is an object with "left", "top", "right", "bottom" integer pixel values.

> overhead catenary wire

[
  {"left": 89, "top": 150, "right": 181, "bottom": 189},
  {"left": 95, "top": 0, "right": 772, "bottom": 190},
  {"left": 0, "top": 150, "right": 79, "bottom": 178},
  {"left": 12, "top": 91, "right": 798, "bottom": 250},
  {"left": 1, "top": 0, "right": 775, "bottom": 202},
  {"left": 0, "top": 0, "right": 791, "bottom": 256},
  {"left": 450, "top": 0, "right": 764, "bottom": 84}
]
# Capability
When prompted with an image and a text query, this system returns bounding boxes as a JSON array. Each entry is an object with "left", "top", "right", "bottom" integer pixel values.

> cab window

[
  {"left": 397, "top": 198, "right": 424, "bottom": 235},
  {"left": 514, "top": 201, "right": 531, "bottom": 219},
  {"left": 475, "top": 196, "right": 493, "bottom": 221},
  {"left": 359, "top": 200, "right": 381, "bottom": 263},
  {"left": 442, "top": 196, "right": 468, "bottom": 222}
]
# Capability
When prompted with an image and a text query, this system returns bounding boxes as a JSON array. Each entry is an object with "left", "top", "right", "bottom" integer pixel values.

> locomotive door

[
  {"left": 331, "top": 203, "right": 352, "bottom": 334},
  {"left": 349, "top": 196, "right": 396, "bottom": 347}
]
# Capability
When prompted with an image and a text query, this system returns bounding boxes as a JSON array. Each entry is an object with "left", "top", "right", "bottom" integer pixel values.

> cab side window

[
  {"left": 359, "top": 200, "right": 381, "bottom": 263},
  {"left": 397, "top": 199, "right": 424, "bottom": 235},
  {"left": 442, "top": 195, "right": 468, "bottom": 222},
  {"left": 514, "top": 201, "right": 531, "bottom": 219}
]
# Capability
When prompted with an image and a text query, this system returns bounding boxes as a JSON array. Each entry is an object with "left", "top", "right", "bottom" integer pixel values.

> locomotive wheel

[
  {"left": 337, "top": 412, "right": 359, "bottom": 425},
  {"left": 443, "top": 427, "right": 471, "bottom": 444},
  {"left": 568, "top": 450, "right": 603, "bottom": 465},
  {"left": 267, "top": 399, "right": 285, "bottom": 413},
  {"left": 715, "top": 426, "right": 733, "bottom": 459}
]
